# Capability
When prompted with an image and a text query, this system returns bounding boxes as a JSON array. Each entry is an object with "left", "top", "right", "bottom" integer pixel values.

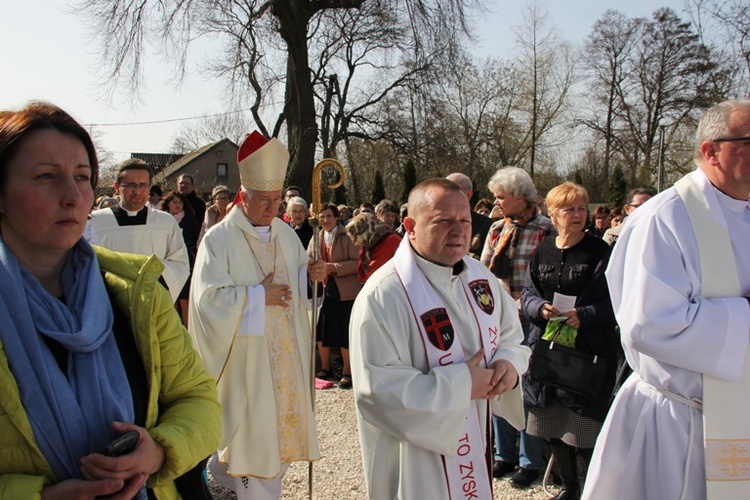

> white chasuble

[
  {"left": 243, "top": 234, "right": 310, "bottom": 462},
  {"left": 189, "top": 209, "right": 319, "bottom": 479},
  {"left": 394, "top": 237, "right": 493, "bottom": 500}
]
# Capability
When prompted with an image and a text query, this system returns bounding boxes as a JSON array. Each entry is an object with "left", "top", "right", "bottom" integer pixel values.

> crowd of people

[{"left": 1, "top": 98, "right": 748, "bottom": 500}]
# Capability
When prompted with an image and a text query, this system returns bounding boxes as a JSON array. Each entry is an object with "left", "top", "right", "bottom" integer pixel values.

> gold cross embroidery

[
  {"left": 718, "top": 444, "right": 750, "bottom": 478},
  {"left": 706, "top": 439, "right": 750, "bottom": 481}
]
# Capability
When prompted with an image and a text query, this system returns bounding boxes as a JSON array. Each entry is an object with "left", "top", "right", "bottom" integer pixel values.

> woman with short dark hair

[
  {"left": 162, "top": 190, "right": 201, "bottom": 327},
  {"left": 308, "top": 203, "right": 361, "bottom": 388},
  {"left": 0, "top": 102, "right": 220, "bottom": 499},
  {"left": 586, "top": 205, "right": 611, "bottom": 239}
]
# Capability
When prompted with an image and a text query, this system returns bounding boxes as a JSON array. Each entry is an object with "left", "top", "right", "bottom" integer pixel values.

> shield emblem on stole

[
  {"left": 420, "top": 308, "right": 454, "bottom": 351},
  {"left": 469, "top": 279, "right": 495, "bottom": 315}
]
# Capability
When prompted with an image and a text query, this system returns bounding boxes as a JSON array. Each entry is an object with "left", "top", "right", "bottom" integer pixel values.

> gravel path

[{"left": 209, "top": 385, "right": 557, "bottom": 499}]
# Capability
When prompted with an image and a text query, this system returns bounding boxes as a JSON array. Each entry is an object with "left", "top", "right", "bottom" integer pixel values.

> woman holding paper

[{"left": 521, "top": 182, "right": 618, "bottom": 500}]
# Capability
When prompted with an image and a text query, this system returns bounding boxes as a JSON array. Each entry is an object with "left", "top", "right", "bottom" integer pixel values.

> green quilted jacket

[{"left": 0, "top": 246, "right": 221, "bottom": 499}]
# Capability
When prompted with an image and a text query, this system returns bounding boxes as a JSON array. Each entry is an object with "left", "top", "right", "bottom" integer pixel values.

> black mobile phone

[{"left": 103, "top": 430, "right": 140, "bottom": 457}]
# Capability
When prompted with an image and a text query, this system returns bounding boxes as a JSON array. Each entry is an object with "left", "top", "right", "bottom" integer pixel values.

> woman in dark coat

[
  {"left": 287, "top": 195, "right": 314, "bottom": 249},
  {"left": 162, "top": 190, "right": 200, "bottom": 327},
  {"left": 521, "top": 182, "right": 618, "bottom": 500}
]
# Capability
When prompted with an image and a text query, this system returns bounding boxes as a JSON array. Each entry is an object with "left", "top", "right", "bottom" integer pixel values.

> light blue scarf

[{"left": 0, "top": 236, "right": 134, "bottom": 481}]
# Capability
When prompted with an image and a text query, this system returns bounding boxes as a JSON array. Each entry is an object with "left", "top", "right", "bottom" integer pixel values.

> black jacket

[
  {"left": 184, "top": 191, "right": 206, "bottom": 225},
  {"left": 521, "top": 234, "right": 619, "bottom": 421}
]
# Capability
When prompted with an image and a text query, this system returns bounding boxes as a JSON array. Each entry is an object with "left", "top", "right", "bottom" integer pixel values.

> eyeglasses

[
  {"left": 256, "top": 197, "right": 282, "bottom": 208},
  {"left": 628, "top": 203, "right": 643, "bottom": 209},
  {"left": 713, "top": 136, "right": 750, "bottom": 145},
  {"left": 120, "top": 182, "right": 150, "bottom": 191}
]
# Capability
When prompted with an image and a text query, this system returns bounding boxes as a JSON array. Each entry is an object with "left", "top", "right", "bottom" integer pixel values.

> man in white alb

[
  {"left": 583, "top": 100, "right": 750, "bottom": 500},
  {"left": 188, "top": 131, "right": 326, "bottom": 499},
  {"left": 89, "top": 159, "right": 189, "bottom": 302},
  {"left": 350, "top": 178, "right": 530, "bottom": 499}
]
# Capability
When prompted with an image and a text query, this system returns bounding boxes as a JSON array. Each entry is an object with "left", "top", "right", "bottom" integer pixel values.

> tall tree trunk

[{"left": 276, "top": 1, "right": 318, "bottom": 199}]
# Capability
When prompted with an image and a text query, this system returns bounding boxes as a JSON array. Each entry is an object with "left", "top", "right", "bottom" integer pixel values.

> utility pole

[{"left": 657, "top": 125, "right": 666, "bottom": 193}]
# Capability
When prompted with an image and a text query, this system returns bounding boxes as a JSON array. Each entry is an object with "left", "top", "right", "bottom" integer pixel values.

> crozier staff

[{"left": 350, "top": 178, "right": 530, "bottom": 499}]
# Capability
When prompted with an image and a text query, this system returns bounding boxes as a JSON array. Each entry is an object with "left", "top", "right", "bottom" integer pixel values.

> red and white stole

[{"left": 394, "top": 237, "right": 497, "bottom": 500}]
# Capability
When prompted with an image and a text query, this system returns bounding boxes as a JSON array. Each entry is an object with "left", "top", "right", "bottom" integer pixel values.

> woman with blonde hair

[{"left": 521, "top": 181, "right": 618, "bottom": 500}]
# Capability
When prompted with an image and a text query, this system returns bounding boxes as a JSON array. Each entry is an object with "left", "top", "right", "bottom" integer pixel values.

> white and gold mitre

[{"left": 237, "top": 131, "right": 290, "bottom": 192}]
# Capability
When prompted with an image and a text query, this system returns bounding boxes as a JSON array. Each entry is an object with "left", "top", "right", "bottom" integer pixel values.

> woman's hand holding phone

[{"left": 79, "top": 421, "right": 166, "bottom": 499}]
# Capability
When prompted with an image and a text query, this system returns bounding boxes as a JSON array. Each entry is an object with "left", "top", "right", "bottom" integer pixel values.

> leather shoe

[
  {"left": 338, "top": 375, "right": 352, "bottom": 389},
  {"left": 510, "top": 467, "right": 539, "bottom": 487},
  {"left": 552, "top": 487, "right": 580, "bottom": 500},
  {"left": 492, "top": 460, "right": 516, "bottom": 478}
]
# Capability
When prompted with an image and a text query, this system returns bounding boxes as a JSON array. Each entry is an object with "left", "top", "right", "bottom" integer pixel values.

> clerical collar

[
  {"left": 411, "top": 246, "right": 466, "bottom": 275},
  {"left": 119, "top": 204, "right": 143, "bottom": 216},
  {"left": 452, "top": 260, "right": 466, "bottom": 275},
  {"left": 111, "top": 204, "right": 148, "bottom": 226}
]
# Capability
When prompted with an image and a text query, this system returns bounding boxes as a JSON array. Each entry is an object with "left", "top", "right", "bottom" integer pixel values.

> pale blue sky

[{"left": 1, "top": 0, "right": 686, "bottom": 162}]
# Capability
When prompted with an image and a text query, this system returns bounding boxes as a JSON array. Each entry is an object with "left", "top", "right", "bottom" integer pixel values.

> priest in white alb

[
  {"left": 350, "top": 178, "right": 530, "bottom": 499},
  {"left": 89, "top": 159, "right": 189, "bottom": 302},
  {"left": 188, "top": 131, "right": 325, "bottom": 499},
  {"left": 583, "top": 100, "right": 750, "bottom": 500}
]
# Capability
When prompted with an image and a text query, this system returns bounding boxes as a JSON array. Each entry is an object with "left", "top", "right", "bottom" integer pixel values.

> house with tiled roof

[
  {"left": 153, "top": 138, "right": 240, "bottom": 198},
  {"left": 130, "top": 152, "right": 184, "bottom": 175}
]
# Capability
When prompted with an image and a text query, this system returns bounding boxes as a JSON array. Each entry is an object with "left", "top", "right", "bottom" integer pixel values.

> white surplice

[
  {"left": 89, "top": 206, "right": 189, "bottom": 302},
  {"left": 350, "top": 247, "right": 530, "bottom": 500},
  {"left": 188, "top": 207, "right": 320, "bottom": 479},
  {"left": 582, "top": 169, "right": 750, "bottom": 500}
]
